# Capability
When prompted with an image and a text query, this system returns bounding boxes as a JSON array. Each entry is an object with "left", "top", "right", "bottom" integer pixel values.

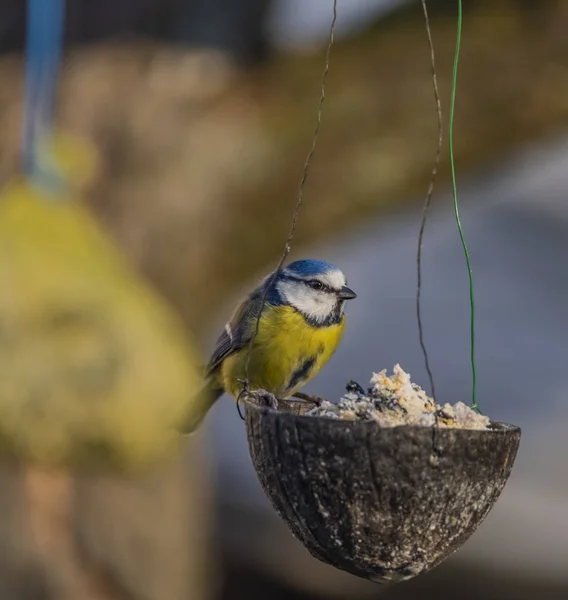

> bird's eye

[{"left": 309, "top": 280, "right": 324, "bottom": 291}]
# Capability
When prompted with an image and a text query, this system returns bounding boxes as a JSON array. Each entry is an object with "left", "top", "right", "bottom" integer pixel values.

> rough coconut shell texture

[{"left": 246, "top": 398, "right": 520, "bottom": 583}]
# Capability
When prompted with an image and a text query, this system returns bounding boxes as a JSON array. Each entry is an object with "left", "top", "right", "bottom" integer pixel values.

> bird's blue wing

[{"left": 206, "top": 285, "right": 265, "bottom": 376}]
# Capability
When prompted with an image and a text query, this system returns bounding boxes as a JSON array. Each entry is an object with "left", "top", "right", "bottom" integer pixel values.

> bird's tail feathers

[{"left": 179, "top": 376, "right": 223, "bottom": 435}]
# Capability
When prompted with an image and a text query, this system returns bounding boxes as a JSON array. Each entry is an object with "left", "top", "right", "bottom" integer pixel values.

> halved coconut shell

[{"left": 245, "top": 396, "right": 521, "bottom": 583}]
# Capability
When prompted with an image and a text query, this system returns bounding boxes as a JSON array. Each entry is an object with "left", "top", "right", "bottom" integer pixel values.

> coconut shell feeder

[
  {"left": 245, "top": 395, "right": 520, "bottom": 583},
  {"left": 238, "top": 1, "right": 522, "bottom": 583}
]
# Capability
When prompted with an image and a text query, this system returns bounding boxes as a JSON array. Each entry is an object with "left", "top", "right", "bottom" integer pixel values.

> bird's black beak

[{"left": 338, "top": 285, "right": 357, "bottom": 300}]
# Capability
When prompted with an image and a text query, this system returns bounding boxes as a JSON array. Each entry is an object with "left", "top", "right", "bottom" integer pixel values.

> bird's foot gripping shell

[{"left": 243, "top": 389, "right": 279, "bottom": 410}]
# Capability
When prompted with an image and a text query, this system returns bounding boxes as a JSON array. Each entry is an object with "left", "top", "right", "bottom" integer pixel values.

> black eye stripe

[
  {"left": 308, "top": 280, "right": 334, "bottom": 293},
  {"left": 280, "top": 274, "right": 336, "bottom": 293}
]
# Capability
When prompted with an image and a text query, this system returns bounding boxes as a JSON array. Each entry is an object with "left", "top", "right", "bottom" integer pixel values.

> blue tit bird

[{"left": 183, "top": 259, "right": 356, "bottom": 432}]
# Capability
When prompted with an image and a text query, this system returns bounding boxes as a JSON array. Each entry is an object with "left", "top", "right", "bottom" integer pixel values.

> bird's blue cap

[{"left": 285, "top": 259, "right": 338, "bottom": 276}]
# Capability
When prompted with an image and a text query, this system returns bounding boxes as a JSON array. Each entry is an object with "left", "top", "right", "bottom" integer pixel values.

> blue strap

[{"left": 22, "top": 0, "right": 65, "bottom": 187}]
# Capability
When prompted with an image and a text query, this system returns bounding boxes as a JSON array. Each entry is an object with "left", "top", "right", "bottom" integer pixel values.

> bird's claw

[{"left": 257, "top": 391, "right": 279, "bottom": 410}]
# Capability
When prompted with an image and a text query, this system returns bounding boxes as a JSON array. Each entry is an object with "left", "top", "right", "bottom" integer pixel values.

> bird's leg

[{"left": 292, "top": 392, "right": 327, "bottom": 407}]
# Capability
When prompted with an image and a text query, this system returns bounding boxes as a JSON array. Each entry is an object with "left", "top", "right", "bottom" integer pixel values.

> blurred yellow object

[{"left": 0, "top": 133, "right": 203, "bottom": 470}]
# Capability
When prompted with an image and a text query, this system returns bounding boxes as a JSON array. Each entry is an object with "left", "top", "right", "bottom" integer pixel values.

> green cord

[{"left": 449, "top": 0, "right": 480, "bottom": 413}]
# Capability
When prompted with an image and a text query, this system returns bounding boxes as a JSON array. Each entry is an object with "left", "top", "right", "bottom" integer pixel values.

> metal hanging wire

[{"left": 236, "top": 0, "right": 339, "bottom": 419}]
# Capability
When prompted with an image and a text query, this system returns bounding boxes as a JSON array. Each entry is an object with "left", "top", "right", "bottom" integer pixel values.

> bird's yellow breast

[{"left": 221, "top": 305, "right": 345, "bottom": 399}]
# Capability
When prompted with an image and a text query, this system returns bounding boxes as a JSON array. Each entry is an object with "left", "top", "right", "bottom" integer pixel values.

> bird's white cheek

[
  {"left": 292, "top": 292, "right": 321, "bottom": 316},
  {"left": 298, "top": 294, "right": 336, "bottom": 321},
  {"left": 277, "top": 280, "right": 337, "bottom": 321}
]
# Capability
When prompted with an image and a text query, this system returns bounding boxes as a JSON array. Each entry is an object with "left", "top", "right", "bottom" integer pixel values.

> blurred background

[{"left": 0, "top": 0, "right": 568, "bottom": 598}]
